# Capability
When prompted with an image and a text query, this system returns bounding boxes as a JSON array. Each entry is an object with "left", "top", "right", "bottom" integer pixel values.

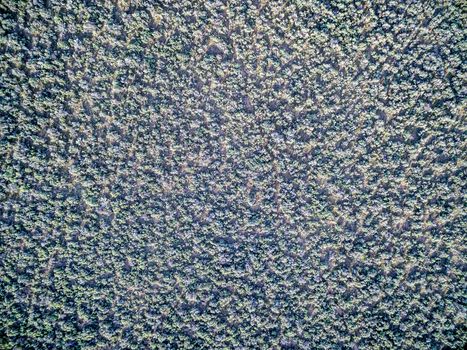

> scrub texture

[{"left": 0, "top": 0, "right": 466, "bottom": 349}]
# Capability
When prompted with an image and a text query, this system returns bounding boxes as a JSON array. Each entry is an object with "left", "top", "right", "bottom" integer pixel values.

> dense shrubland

[{"left": 0, "top": 0, "right": 465, "bottom": 349}]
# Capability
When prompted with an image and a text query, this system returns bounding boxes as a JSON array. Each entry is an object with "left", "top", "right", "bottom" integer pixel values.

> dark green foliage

[{"left": 0, "top": 0, "right": 466, "bottom": 349}]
